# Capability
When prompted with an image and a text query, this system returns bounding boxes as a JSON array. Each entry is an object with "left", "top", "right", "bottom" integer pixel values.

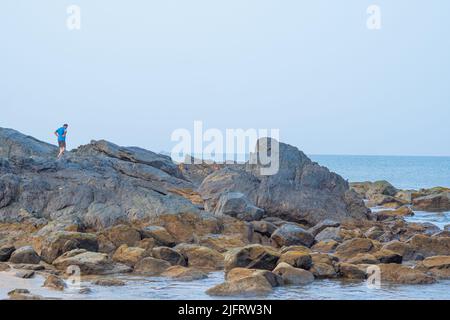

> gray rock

[
  {"left": 308, "top": 219, "right": 340, "bottom": 237},
  {"left": 199, "top": 138, "right": 369, "bottom": 225},
  {"left": 214, "top": 192, "right": 264, "bottom": 221},
  {"left": 9, "top": 246, "right": 40, "bottom": 264},
  {"left": 271, "top": 224, "right": 315, "bottom": 248},
  {"left": 15, "top": 270, "right": 35, "bottom": 279},
  {"left": 315, "top": 227, "right": 342, "bottom": 242},
  {"left": 0, "top": 245, "right": 15, "bottom": 262},
  {"left": 0, "top": 127, "right": 58, "bottom": 159}
]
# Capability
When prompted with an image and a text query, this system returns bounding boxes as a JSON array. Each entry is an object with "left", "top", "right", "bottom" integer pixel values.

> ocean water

[
  {"left": 310, "top": 155, "right": 450, "bottom": 190},
  {"left": 1, "top": 271, "right": 450, "bottom": 300}
]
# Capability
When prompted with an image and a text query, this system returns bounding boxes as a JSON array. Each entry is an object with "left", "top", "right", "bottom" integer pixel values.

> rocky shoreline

[{"left": 0, "top": 127, "right": 449, "bottom": 300}]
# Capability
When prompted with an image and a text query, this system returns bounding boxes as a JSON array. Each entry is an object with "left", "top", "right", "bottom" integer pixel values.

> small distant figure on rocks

[{"left": 54, "top": 124, "right": 68, "bottom": 159}]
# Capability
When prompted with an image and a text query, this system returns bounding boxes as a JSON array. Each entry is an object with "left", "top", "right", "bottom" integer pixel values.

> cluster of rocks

[
  {"left": 350, "top": 180, "right": 450, "bottom": 212},
  {"left": 0, "top": 128, "right": 449, "bottom": 298}
]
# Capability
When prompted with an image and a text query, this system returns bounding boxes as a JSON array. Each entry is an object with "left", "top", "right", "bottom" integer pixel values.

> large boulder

[
  {"left": 408, "top": 235, "right": 450, "bottom": 257},
  {"left": 38, "top": 231, "right": 99, "bottom": 264},
  {"left": 0, "top": 128, "right": 58, "bottom": 159},
  {"left": 378, "top": 264, "right": 435, "bottom": 284},
  {"left": 334, "top": 238, "right": 377, "bottom": 260},
  {"left": 161, "top": 265, "right": 208, "bottom": 281},
  {"left": 412, "top": 193, "right": 450, "bottom": 212},
  {"left": 152, "top": 246, "right": 186, "bottom": 266},
  {"left": 199, "top": 139, "right": 369, "bottom": 225}
]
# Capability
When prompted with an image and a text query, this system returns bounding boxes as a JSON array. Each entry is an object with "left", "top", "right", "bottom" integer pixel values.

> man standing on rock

[{"left": 54, "top": 124, "right": 68, "bottom": 159}]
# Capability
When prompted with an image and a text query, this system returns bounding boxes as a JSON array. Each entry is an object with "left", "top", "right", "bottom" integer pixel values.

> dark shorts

[{"left": 58, "top": 140, "right": 66, "bottom": 148}]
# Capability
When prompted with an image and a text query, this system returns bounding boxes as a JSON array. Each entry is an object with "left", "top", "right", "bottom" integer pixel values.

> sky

[{"left": 1, "top": 0, "right": 449, "bottom": 156}]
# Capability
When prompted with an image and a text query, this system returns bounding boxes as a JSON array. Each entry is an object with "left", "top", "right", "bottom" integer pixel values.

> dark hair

[{"left": 63, "top": 124, "right": 68, "bottom": 127}]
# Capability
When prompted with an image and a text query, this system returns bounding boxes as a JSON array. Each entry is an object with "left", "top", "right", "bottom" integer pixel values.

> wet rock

[
  {"left": 174, "top": 244, "right": 224, "bottom": 270},
  {"left": 412, "top": 192, "right": 450, "bottom": 212},
  {"left": 161, "top": 265, "right": 208, "bottom": 281},
  {"left": 278, "top": 251, "right": 312, "bottom": 270},
  {"left": 378, "top": 264, "right": 435, "bottom": 284},
  {"left": 273, "top": 262, "right": 314, "bottom": 285},
  {"left": 15, "top": 270, "right": 35, "bottom": 279},
  {"left": 152, "top": 246, "right": 186, "bottom": 266},
  {"left": 140, "top": 225, "right": 176, "bottom": 247},
  {"left": 225, "top": 268, "right": 283, "bottom": 287},
  {"left": 0, "top": 262, "right": 10, "bottom": 271},
  {"left": 214, "top": 192, "right": 264, "bottom": 221},
  {"left": 112, "top": 245, "right": 148, "bottom": 267},
  {"left": 308, "top": 220, "right": 340, "bottom": 237},
  {"left": 373, "top": 249, "right": 403, "bottom": 264},
  {"left": 7, "top": 288, "right": 45, "bottom": 300},
  {"left": 419, "top": 256, "right": 450, "bottom": 279},
  {"left": 367, "top": 194, "right": 406, "bottom": 208},
  {"left": 363, "top": 226, "right": 385, "bottom": 240},
  {"left": 224, "top": 244, "right": 280, "bottom": 271},
  {"left": 366, "top": 181, "right": 398, "bottom": 198},
  {"left": 9, "top": 246, "right": 40, "bottom": 264},
  {"left": 206, "top": 275, "right": 273, "bottom": 296},
  {"left": 43, "top": 274, "right": 66, "bottom": 290},
  {"left": 0, "top": 245, "right": 15, "bottom": 262},
  {"left": 38, "top": 231, "right": 99, "bottom": 264},
  {"left": 134, "top": 257, "right": 171, "bottom": 276},
  {"left": 92, "top": 278, "right": 126, "bottom": 286},
  {"left": 408, "top": 234, "right": 450, "bottom": 258},
  {"left": 310, "top": 262, "right": 337, "bottom": 278},
  {"left": 53, "top": 249, "right": 131, "bottom": 275},
  {"left": 376, "top": 206, "right": 414, "bottom": 221},
  {"left": 271, "top": 224, "right": 315, "bottom": 248},
  {"left": 315, "top": 227, "right": 342, "bottom": 242},
  {"left": 311, "top": 240, "right": 339, "bottom": 253},
  {"left": 337, "top": 263, "right": 368, "bottom": 279},
  {"left": 334, "top": 238, "right": 376, "bottom": 260}
]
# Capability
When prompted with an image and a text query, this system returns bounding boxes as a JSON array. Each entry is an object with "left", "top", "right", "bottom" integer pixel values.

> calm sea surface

[{"left": 310, "top": 155, "right": 450, "bottom": 190}]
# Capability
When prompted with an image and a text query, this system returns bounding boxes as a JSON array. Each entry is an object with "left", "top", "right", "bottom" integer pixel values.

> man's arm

[
  {"left": 54, "top": 131, "right": 59, "bottom": 137},
  {"left": 62, "top": 129, "right": 67, "bottom": 137}
]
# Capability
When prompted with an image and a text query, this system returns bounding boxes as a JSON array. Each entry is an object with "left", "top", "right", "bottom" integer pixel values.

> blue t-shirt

[{"left": 56, "top": 127, "right": 67, "bottom": 141}]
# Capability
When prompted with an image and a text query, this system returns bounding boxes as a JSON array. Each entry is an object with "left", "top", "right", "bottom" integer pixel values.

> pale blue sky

[{"left": 1, "top": 1, "right": 449, "bottom": 156}]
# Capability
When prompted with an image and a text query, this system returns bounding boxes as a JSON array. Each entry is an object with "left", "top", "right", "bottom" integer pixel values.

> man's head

[{"left": 63, "top": 124, "right": 68, "bottom": 128}]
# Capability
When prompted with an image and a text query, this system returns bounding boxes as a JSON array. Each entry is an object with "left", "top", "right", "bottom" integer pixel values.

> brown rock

[
  {"left": 141, "top": 226, "right": 176, "bottom": 247},
  {"left": 161, "top": 265, "right": 207, "bottom": 281},
  {"left": 337, "top": 263, "right": 367, "bottom": 279},
  {"left": 112, "top": 245, "right": 148, "bottom": 267},
  {"left": 373, "top": 249, "right": 403, "bottom": 264},
  {"left": 408, "top": 234, "right": 450, "bottom": 257},
  {"left": 134, "top": 257, "right": 171, "bottom": 276},
  {"left": 206, "top": 275, "right": 273, "bottom": 296},
  {"left": 412, "top": 192, "right": 450, "bottom": 212},
  {"left": 103, "top": 224, "right": 141, "bottom": 247},
  {"left": 378, "top": 264, "right": 435, "bottom": 284},
  {"left": 152, "top": 246, "right": 186, "bottom": 266},
  {"left": 197, "top": 234, "right": 246, "bottom": 253},
  {"left": 226, "top": 268, "right": 282, "bottom": 287},
  {"left": 43, "top": 275, "right": 66, "bottom": 291},
  {"left": 92, "top": 278, "right": 126, "bottom": 286},
  {"left": 175, "top": 244, "right": 224, "bottom": 270},
  {"left": 9, "top": 246, "right": 40, "bottom": 264},
  {"left": 272, "top": 262, "right": 314, "bottom": 285},
  {"left": 278, "top": 251, "right": 312, "bottom": 270},
  {"left": 382, "top": 241, "right": 416, "bottom": 261},
  {"left": 224, "top": 244, "right": 280, "bottom": 272},
  {"left": 347, "top": 254, "right": 378, "bottom": 265},
  {"left": 335, "top": 238, "right": 376, "bottom": 260},
  {"left": 376, "top": 206, "right": 414, "bottom": 221},
  {"left": 311, "top": 240, "right": 339, "bottom": 253}
]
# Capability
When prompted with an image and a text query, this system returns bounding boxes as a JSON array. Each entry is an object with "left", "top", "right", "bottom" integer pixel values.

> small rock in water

[
  {"left": 8, "top": 288, "right": 30, "bottom": 296},
  {"left": 79, "top": 287, "right": 92, "bottom": 294},
  {"left": 43, "top": 274, "right": 67, "bottom": 291},
  {"left": 0, "top": 245, "right": 15, "bottom": 262},
  {"left": 92, "top": 278, "right": 126, "bottom": 286},
  {"left": 15, "top": 270, "right": 35, "bottom": 279},
  {"left": 9, "top": 246, "right": 40, "bottom": 264}
]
